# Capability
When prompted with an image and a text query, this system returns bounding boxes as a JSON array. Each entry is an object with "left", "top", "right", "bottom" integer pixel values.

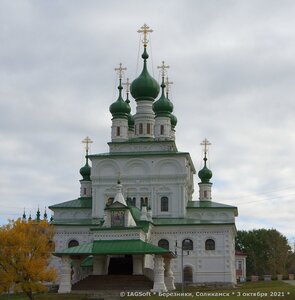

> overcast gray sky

[{"left": 1, "top": 0, "right": 294, "bottom": 241}]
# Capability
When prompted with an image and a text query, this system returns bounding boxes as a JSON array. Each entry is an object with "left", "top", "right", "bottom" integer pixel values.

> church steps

[{"left": 72, "top": 275, "right": 153, "bottom": 291}]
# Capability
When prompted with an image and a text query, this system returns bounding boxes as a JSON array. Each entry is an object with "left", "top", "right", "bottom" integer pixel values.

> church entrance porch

[
  {"left": 54, "top": 239, "right": 175, "bottom": 293},
  {"left": 108, "top": 255, "right": 133, "bottom": 275}
]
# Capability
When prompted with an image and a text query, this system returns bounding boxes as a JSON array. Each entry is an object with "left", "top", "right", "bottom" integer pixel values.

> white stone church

[{"left": 49, "top": 25, "right": 239, "bottom": 293}]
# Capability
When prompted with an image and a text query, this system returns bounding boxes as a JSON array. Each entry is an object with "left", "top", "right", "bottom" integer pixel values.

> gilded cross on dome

[
  {"left": 82, "top": 136, "right": 93, "bottom": 155},
  {"left": 157, "top": 61, "right": 170, "bottom": 77},
  {"left": 200, "top": 138, "right": 211, "bottom": 155},
  {"left": 137, "top": 24, "right": 153, "bottom": 46},
  {"left": 122, "top": 78, "right": 130, "bottom": 94},
  {"left": 165, "top": 76, "right": 173, "bottom": 97},
  {"left": 114, "top": 63, "right": 127, "bottom": 79}
]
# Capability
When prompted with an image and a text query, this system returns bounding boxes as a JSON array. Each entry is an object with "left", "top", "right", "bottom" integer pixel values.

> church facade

[{"left": 49, "top": 25, "right": 238, "bottom": 293}]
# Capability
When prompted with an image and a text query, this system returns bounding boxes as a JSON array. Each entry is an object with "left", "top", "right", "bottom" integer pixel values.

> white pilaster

[
  {"left": 151, "top": 255, "right": 167, "bottom": 292},
  {"left": 140, "top": 205, "right": 148, "bottom": 221},
  {"left": 164, "top": 258, "right": 176, "bottom": 290},
  {"left": 58, "top": 256, "right": 72, "bottom": 293},
  {"left": 93, "top": 256, "right": 106, "bottom": 275},
  {"left": 133, "top": 255, "right": 143, "bottom": 275}
]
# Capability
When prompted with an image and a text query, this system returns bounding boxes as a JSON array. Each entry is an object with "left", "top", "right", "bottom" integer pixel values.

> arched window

[
  {"left": 116, "top": 126, "right": 120, "bottom": 136},
  {"left": 158, "top": 239, "right": 169, "bottom": 250},
  {"left": 183, "top": 266, "right": 193, "bottom": 282},
  {"left": 160, "top": 125, "right": 164, "bottom": 135},
  {"left": 68, "top": 239, "right": 79, "bottom": 248},
  {"left": 139, "top": 123, "right": 143, "bottom": 134},
  {"left": 182, "top": 239, "right": 193, "bottom": 250},
  {"left": 147, "top": 123, "right": 151, "bottom": 134},
  {"left": 205, "top": 239, "right": 215, "bottom": 250},
  {"left": 161, "top": 196, "right": 169, "bottom": 212}
]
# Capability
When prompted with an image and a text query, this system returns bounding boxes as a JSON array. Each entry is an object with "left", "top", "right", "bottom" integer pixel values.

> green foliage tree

[
  {"left": 236, "top": 229, "right": 290, "bottom": 276},
  {"left": 287, "top": 251, "right": 295, "bottom": 274},
  {"left": 0, "top": 219, "right": 56, "bottom": 300}
]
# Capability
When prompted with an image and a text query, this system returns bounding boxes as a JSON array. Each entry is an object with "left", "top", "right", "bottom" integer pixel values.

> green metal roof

[
  {"left": 55, "top": 239, "right": 173, "bottom": 257},
  {"left": 51, "top": 218, "right": 102, "bottom": 226},
  {"left": 49, "top": 197, "right": 92, "bottom": 209},
  {"left": 90, "top": 226, "right": 142, "bottom": 231},
  {"left": 152, "top": 218, "right": 235, "bottom": 226},
  {"left": 128, "top": 205, "right": 143, "bottom": 221},
  {"left": 186, "top": 201, "right": 238, "bottom": 216},
  {"left": 187, "top": 201, "right": 237, "bottom": 209},
  {"left": 81, "top": 256, "right": 93, "bottom": 267}
]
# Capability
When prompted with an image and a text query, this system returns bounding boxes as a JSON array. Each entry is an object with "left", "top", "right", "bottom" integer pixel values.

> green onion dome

[
  {"left": 110, "top": 80, "right": 131, "bottom": 119},
  {"left": 170, "top": 113, "right": 177, "bottom": 128},
  {"left": 198, "top": 157, "right": 212, "bottom": 183},
  {"left": 153, "top": 78, "right": 173, "bottom": 117},
  {"left": 128, "top": 113, "right": 135, "bottom": 129},
  {"left": 80, "top": 158, "right": 91, "bottom": 181},
  {"left": 125, "top": 98, "right": 134, "bottom": 129},
  {"left": 130, "top": 47, "right": 160, "bottom": 101}
]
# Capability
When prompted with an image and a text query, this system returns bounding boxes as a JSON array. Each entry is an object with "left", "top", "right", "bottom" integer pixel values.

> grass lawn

[
  {"left": 0, "top": 281, "right": 294, "bottom": 300},
  {"left": 0, "top": 294, "right": 87, "bottom": 300}
]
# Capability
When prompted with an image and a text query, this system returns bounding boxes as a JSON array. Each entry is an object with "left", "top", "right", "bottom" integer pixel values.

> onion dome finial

[
  {"left": 198, "top": 138, "right": 213, "bottom": 183},
  {"left": 110, "top": 63, "right": 131, "bottom": 118},
  {"left": 80, "top": 136, "right": 92, "bottom": 181},
  {"left": 153, "top": 62, "right": 173, "bottom": 117},
  {"left": 130, "top": 24, "right": 160, "bottom": 101}
]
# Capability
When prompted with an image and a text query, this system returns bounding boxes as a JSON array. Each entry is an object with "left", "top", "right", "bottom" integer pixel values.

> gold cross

[
  {"left": 200, "top": 138, "right": 211, "bottom": 154},
  {"left": 82, "top": 136, "right": 93, "bottom": 154},
  {"left": 165, "top": 76, "right": 173, "bottom": 97},
  {"left": 137, "top": 24, "right": 153, "bottom": 45},
  {"left": 114, "top": 63, "right": 127, "bottom": 79},
  {"left": 157, "top": 61, "right": 170, "bottom": 77},
  {"left": 122, "top": 78, "right": 130, "bottom": 94}
]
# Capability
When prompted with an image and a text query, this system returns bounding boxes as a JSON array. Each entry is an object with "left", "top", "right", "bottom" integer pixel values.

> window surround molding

[
  {"left": 157, "top": 191, "right": 172, "bottom": 215},
  {"left": 205, "top": 238, "right": 216, "bottom": 251}
]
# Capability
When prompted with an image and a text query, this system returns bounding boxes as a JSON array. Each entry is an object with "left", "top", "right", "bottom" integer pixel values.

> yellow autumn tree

[{"left": 0, "top": 218, "right": 56, "bottom": 300}]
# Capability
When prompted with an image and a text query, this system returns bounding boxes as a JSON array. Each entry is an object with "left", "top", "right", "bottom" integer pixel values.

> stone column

[
  {"left": 133, "top": 255, "right": 143, "bottom": 275},
  {"left": 93, "top": 255, "right": 106, "bottom": 275},
  {"left": 164, "top": 258, "right": 175, "bottom": 291},
  {"left": 71, "top": 259, "right": 81, "bottom": 284},
  {"left": 58, "top": 256, "right": 72, "bottom": 293},
  {"left": 151, "top": 255, "right": 167, "bottom": 292}
]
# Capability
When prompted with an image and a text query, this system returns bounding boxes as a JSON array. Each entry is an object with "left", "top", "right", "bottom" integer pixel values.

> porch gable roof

[{"left": 54, "top": 239, "right": 174, "bottom": 257}]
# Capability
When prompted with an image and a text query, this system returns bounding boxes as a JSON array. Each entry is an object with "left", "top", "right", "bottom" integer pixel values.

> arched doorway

[
  {"left": 108, "top": 255, "right": 133, "bottom": 275},
  {"left": 183, "top": 266, "right": 193, "bottom": 283}
]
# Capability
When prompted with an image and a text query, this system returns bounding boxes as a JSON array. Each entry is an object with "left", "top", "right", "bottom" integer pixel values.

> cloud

[{"left": 0, "top": 0, "right": 294, "bottom": 240}]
